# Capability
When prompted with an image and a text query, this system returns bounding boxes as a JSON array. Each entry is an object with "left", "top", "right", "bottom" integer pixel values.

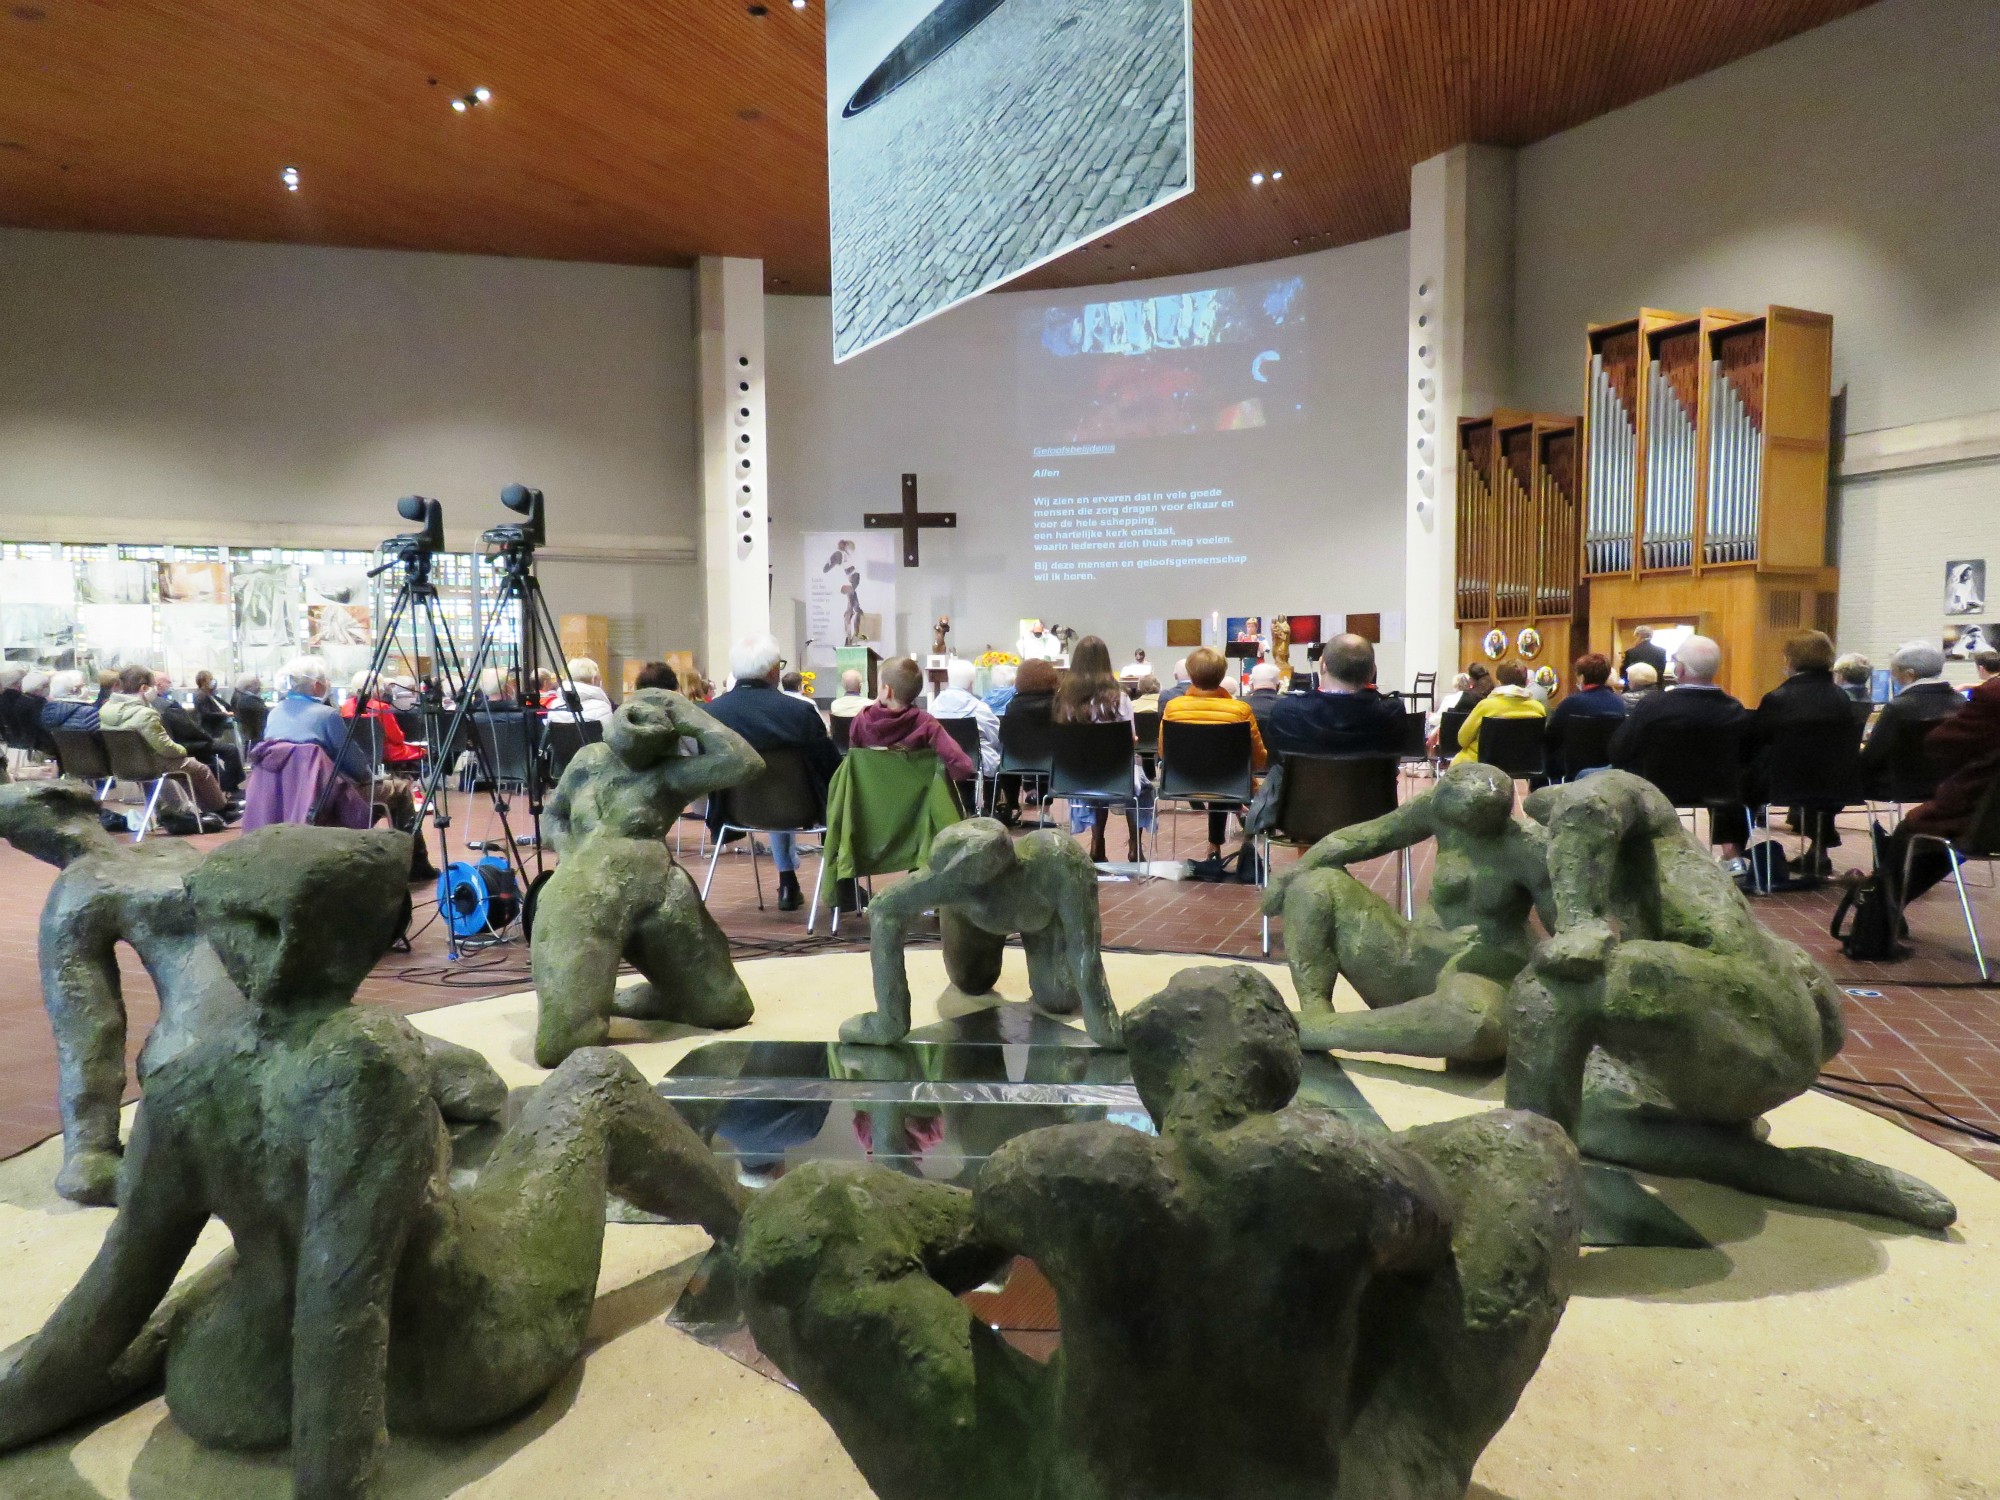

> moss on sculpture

[
  {"left": 740, "top": 963, "right": 1579, "bottom": 1500},
  {"left": 1509, "top": 770, "right": 1955, "bottom": 1230},
  {"left": 1262, "top": 762, "right": 1552, "bottom": 1063},
  {"left": 0, "top": 780, "right": 499, "bottom": 1206},
  {"left": 531, "top": 688, "right": 763, "bottom": 1067},
  {"left": 842, "top": 818, "right": 1123, "bottom": 1048},
  {"left": 0, "top": 825, "right": 746, "bottom": 1500}
]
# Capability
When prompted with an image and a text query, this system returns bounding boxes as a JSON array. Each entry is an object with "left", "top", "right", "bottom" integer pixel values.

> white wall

[
  {"left": 766, "top": 233, "right": 1410, "bottom": 681},
  {"left": 1511, "top": 0, "right": 2000, "bottom": 667},
  {"left": 0, "top": 229, "right": 703, "bottom": 667}
]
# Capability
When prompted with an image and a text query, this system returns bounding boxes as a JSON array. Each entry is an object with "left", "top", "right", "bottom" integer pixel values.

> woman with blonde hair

[{"left": 547, "top": 655, "right": 614, "bottom": 724}]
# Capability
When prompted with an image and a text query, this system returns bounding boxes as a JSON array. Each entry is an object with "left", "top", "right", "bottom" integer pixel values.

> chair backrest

[
  {"left": 1394, "top": 710, "right": 1427, "bottom": 759},
  {"left": 1953, "top": 773, "right": 2000, "bottom": 858},
  {"left": 1157, "top": 719, "right": 1255, "bottom": 804},
  {"left": 1629, "top": 717, "right": 1745, "bottom": 808},
  {"left": 1762, "top": 716, "right": 1865, "bottom": 807},
  {"left": 938, "top": 714, "right": 981, "bottom": 769},
  {"left": 1049, "top": 720, "right": 1137, "bottom": 802},
  {"left": 51, "top": 727, "right": 111, "bottom": 782},
  {"left": 346, "top": 714, "right": 386, "bottom": 772},
  {"left": 715, "top": 744, "right": 826, "bottom": 832},
  {"left": 470, "top": 713, "right": 533, "bottom": 784},
  {"left": 1559, "top": 714, "right": 1620, "bottom": 781},
  {"left": 1478, "top": 716, "right": 1547, "bottom": 778},
  {"left": 1409, "top": 671, "right": 1438, "bottom": 711},
  {"left": 1272, "top": 754, "right": 1401, "bottom": 848},
  {"left": 99, "top": 727, "right": 176, "bottom": 782},
  {"left": 829, "top": 711, "right": 853, "bottom": 754},
  {"left": 544, "top": 718, "right": 602, "bottom": 783},
  {"left": 1867, "top": 710, "right": 1948, "bottom": 803},
  {"left": 392, "top": 709, "right": 428, "bottom": 746},
  {"left": 1437, "top": 707, "right": 1471, "bottom": 756},
  {"left": 998, "top": 711, "right": 1056, "bottom": 775},
  {"left": 1133, "top": 709, "right": 1161, "bottom": 756}
]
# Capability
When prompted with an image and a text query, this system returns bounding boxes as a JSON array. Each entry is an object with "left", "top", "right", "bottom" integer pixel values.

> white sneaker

[{"left": 1722, "top": 856, "right": 1749, "bottom": 877}]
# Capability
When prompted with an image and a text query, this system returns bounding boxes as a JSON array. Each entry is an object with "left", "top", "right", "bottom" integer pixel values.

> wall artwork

[
  {"left": 310, "top": 602, "right": 374, "bottom": 682},
  {"left": 0, "top": 558, "right": 79, "bottom": 667},
  {"left": 159, "top": 561, "right": 228, "bottom": 605},
  {"left": 160, "top": 603, "right": 233, "bottom": 683},
  {"left": 802, "top": 532, "right": 898, "bottom": 668},
  {"left": 826, "top": 0, "right": 1192, "bottom": 361},
  {"left": 1944, "top": 560, "right": 1986, "bottom": 617},
  {"left": 1285, "top": 614, "right": 1323, "bottom": 646},
  {"left": 233, "top": 564, "right": 304, "bottom": 681},
  {"left": 76, "top": 604, "right": 160, "bottom": 672},
  {"left": 1164, "top": 618, "right": 1203, "bottom": 648},
  {"left": 1944, "top": 623, "right": 1993, "bottom": 660},
  {"left": 76, "top": 559, "right": 156, "bottom": 606}
]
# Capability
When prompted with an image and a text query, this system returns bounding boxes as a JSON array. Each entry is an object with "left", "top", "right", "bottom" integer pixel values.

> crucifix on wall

[{"left": 865, "top": 472, "right": 957, "bottom": 566}]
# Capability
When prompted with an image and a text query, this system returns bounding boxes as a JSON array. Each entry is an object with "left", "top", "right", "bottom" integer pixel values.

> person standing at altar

[{"left": 1016, "top": 620, "right": 1061, "bottom": 662}]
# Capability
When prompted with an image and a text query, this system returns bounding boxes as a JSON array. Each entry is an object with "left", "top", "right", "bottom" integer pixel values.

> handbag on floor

[{"left": 1830, "top": 821, "right": 1904, "bottom": 962}]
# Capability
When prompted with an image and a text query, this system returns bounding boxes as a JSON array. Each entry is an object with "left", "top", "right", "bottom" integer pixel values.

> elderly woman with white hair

[
  {"left": 928, "top": 657, "right": 1000, "bottom": 778},
  {"left": 546, "top": 656, "right": 615, "bottom": 725}
]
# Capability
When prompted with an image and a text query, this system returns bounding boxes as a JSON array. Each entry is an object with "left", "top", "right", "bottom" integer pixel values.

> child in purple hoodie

[{"left": 849, "top": 657, "right": 976, "bottom": 783}]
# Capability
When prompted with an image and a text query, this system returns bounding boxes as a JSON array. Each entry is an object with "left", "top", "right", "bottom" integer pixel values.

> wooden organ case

[
  {"left": 1455, "top": 409, "right": 1583, "bottom": 695},
  {"left": 1580, "top": 305, "right": 1837, "bottom": 704}
]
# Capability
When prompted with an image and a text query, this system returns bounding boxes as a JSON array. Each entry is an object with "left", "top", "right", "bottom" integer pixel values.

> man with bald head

[
  {"left": 1608, "top": 633, "right": 1752, "bottom": 868},
  {"left": 1262, "top": 631, "right": 1406, "bottom": 759}
]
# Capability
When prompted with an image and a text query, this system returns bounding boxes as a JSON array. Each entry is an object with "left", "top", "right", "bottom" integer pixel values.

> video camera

[
  {"left": 372, "top": 495, "right": 446, "bottom": 577},
  {"left": 482, "top": 484, "right": 546, "bottom": 553}
]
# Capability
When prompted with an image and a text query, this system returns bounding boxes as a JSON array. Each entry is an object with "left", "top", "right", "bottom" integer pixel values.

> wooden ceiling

[{"left": 0, "top": 0, "right": 1878, "bottom": 293}]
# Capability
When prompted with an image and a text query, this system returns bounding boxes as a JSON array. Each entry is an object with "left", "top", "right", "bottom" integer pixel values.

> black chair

[
  {"left": 1624, "top": 718, "right": 1751, "bottom": 851},
  {"left": 469, "top": 713, "right": 533, "bottom": 791},
  {"left": 99, "top": 728, "right": 197, "bottom": 842},
  {"left": 1156, "top": 719, "right": 1256, "bottom": 857},
  {"left": 1901, "top": 774, "right": 2000, "bottom": 981},
  {"left": 829, "top": 711, "right": 853, "bottom": 754},
  {"left": 1394, "top": 710, "right": 1428, "bottom": 764},
  {"left": 1050, "top": 721, "right": 1145, "bottom": 861},
  {"left": 1133, "top": 708, "right": 1161, "bottom": 759},
  {"left": 1436, "top": 707, "right": 1471, "bottom": 767},
  {"left": 50, "top": 727, "right": 114, "bottom": 794},
  {"left": 392, "top": 708, "right": 428, "bottom": 746},
  {"left": 1408, "top": 671, "right": 1437, "bottom": 713},
  {"left": 1864, "top": 711, "right": 1948, "bottom": 812},
  {"left": 1556, "top": 714, "right": 1620, "bottom": 781},
  {"left": 998, "top": 712, "right": 1057, "bottom": 826},
  {"left": 1477, "top": 717, "right": 1547, "bottom": 780},
  {"left": 544, "top": 718, "right": 603, "bottom": 785},
  {"left": 1259, "top": 753, "right": 1405, "bottom": 953},
  {"left": 938, "top": 715, "right": 984, "bottom": 813},
  {"left": 1754, "top": 717, "right": 1864, "bottom": 891},
  {"left": 702, "top": 745, "right": 829, "bottom": 924}
]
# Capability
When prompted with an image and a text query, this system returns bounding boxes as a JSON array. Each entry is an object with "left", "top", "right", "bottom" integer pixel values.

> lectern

[{"left": 835, "top": 644, "right": 883, "bottom": 696}]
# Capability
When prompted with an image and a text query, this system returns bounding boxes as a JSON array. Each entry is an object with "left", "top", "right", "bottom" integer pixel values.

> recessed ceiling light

[
  {"left": 790, "top": 0, "right": 807, "bottom": 9},
  {"left": 1272, "top": 169, "right": 1284, "bottom": 181},
  {"left": 1249, "top": 172, "right": 1265, "bottom": 187},
  {"left": 451, "top": 98, "right": 467, "bottom": 112},
  {"left": 280, "top": 165, "right": 300, "bottom": 191},
  {"left": 474, "top": 87, "right": 491, "bottom": 102}
]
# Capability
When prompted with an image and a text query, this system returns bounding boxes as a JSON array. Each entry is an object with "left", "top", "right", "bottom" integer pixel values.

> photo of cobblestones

[{"left": 828, "top": 0, "right": 1192, "bottom": 362}]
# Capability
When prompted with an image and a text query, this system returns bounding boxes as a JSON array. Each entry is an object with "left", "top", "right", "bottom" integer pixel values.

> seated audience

[
  {"left": 341, "top": 671, "right": 425, "bottom": 772},
  {"left": 633, "top": 660, "right": 680, "bottom": 692},
  {"left": 1264, "top": 632, "right": 1406, "bottom": 760},
  {"left": 982, "top": 663, "right": 1017, "bottom": 714},
  {"left": 1158, "top": 658, "right": 1193, "bottom": 708},
  {"left": 1130, "top": 674, "right": 1162, "bottom": 716},
  {"left": 1833, "top": 652, "right": 1874, "bottom": 702},
  {"left": 263, "top": 655, "right": 420, "bottom": 844},
  {"left": 1620, "top": 661, "right": 1661, "bottom": 708},
  {"left": 1977, "top": 650, "right": 2000, "bottom": 686},
  {"left": 0, "top": 666, "right": 27, "bottom": 746},
  {"left": 830, "top": 669, "right": 872, "bottom": 719},
  {"left": 1747, "top": 630, "right": 1854, "bottom": 873},
  {"left": 42, "top": 669, "right": 100, "bottom": 735},
  {"left": 928, "top": 658, "right": 1000, "bottom": 778},
  {"left": 1162, "top": 646, "right": 1269, "bottom": 858},
  {"left": 851, "top": 656, "right": 975, "bottom": 783},
  {"left": 704, "top": 634, "right": 841, "bottom": 912},
  {"left": 386, "top": 675, "right": 423, "bottom": 711},
  {"left": 1453, "top": 660, "right": 1546, "bottom": 765},
  {"left": 993, "top": 659, "right": 1058, "bottom": 823},
  {"left": 233, "top": 672, "right": 268, "bottom": 745},
  {"left": 780, "top": 670, "right": 814, "bottom": 705},
  {"left": 1882, "top": 664, "right": 2000, "bottom": 910},
  {"left": 1049, "top": 636, "right": 1145, "bottom": 863},
  {"left": 93, "top": 670, "right": 117, "bottom": 708},
  {"left": 1434, "top": 671, "right": 1475, "bottom": 714},
  {"left": 547, "top": 656, "right": 616, "bottom": 724},
  {"left": 1243, "top": 661, "right": 1283, "bottom": 725},
  {"left": 99, "top": 665, "right": 231, "bottom": 827},
  {"left": 1862, "top": 640, "right": 1965, "bottom": 797},
  {"left": 1542, "top": 653, "right": 1625, "bottom": 770},
  {"left": 192, "top": 670, "right": 235, "bottom": 740},
  {"left": 681, "top": 668, "right": 714, "bottom": 703},
  {"left": 153, "top": 670, "right": 244, "bottom": 794},
  {"left": 1609, "top": 634, "right": 1750, "bottom": 868},
  {"left": 17, "top": 671, "right": 53, "bottom": 755}
]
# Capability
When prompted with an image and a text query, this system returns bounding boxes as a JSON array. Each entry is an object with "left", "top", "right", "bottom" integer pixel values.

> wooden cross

[{"left": 865, "top": 472, "right": 956, "bottom": 566}]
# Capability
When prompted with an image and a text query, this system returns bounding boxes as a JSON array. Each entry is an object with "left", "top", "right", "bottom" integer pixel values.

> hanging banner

[
  {"left": 827, "top": 0, "right": 1193, "bottom": 362},
  {"left": 803, "top": 532, "right": 899, "bottom": 669}
]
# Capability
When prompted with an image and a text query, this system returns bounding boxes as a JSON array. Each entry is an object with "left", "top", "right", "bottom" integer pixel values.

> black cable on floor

[{"left": 1813, "top": 1072, "right": 2000, "bottom": 1148}]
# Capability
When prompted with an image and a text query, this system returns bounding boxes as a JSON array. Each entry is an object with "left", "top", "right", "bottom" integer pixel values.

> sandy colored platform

[{"left": 2, "top": 950, "right": 1997, "bottom": 1499}]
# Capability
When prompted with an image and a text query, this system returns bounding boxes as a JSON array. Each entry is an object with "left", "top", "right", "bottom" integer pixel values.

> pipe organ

[
  {"left": 1455, "top": 409, "right": 1582, "bottom": 694},
  {"left": 1581, "top": 304, "right": 1837, "bottom": 704}
]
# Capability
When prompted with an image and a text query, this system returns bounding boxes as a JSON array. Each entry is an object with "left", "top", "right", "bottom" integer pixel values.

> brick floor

[{"left": 2, "top": 782, "right": 1996, "bottom": 1182}]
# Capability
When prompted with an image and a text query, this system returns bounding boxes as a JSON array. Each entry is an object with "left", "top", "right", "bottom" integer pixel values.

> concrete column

[
  {"left": 696, "top": 256, "right": 771, "bottom": 676},
  {"left": 1404, "top": 145, "right": 1514, "bottom": 684}
]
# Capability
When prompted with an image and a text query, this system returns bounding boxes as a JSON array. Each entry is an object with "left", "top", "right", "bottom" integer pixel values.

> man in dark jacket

[
  {"left": 1542, "top": 652, "right": 1626, "bottom": 777},
  {"left": 1243, "top": 662, "right": 1284, "bottom": 727},
  {"left": 1609, "top": 634, "right": 1752, "bottom": 869},
  {"left": 1745, "top": 630, "right": 1856, "bottom": 872},
  {"left": 152, "top": 671, "right": 244, "bottom": 795},
  {"left": 704, "top": 633, "right": 839, "bottom": 911},
  {"left": 233, "top": 673, "right": 269, "bottom": 746},
  {"left": 1619, "top": 625, "right": 1668, "bottom": 682},
  {"left": 1862, "top": 641, "right": 1964, "bottom": 799},
  {"left": 1262, "top": 634, "right": 1406, "bottom": 760}
]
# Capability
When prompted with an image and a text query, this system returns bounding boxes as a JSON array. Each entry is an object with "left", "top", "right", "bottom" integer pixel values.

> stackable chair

[
  {"left": 1899, "top": 777, "right": 2000, "bottom": 982},
  {"left": 1259, "top": 753, "right": 1407, "bottom": 953},
  {"left": 1477, "top": 717, "right": 1548, "bottom": 781},
  {"left": 98, "top": 729, "right": 199, "bottom": 842},
  {"left": 829, "top": 711, "right": 854, "bottom": 755},
  {"left": 1050, "top": 721, "right": 1147, "bottom": 862},
  {"left": 1863, "top": 712, "right": 1947, "bottom": 826},
  {"left": 938, "top": 715, "right": 984, "bottom": 815},
  {"left": 1155, "top": 719, "right": 1255, "bottom": 859},
  {"left": 1555, "top": 715, "right": 1620, "bottom": 782},
  {"left": 1751, "top": 718, "right": 1864, "bottom": 892},
  {"left": 702, "top": 746, "right": 828, "bottom": 924},
  {"left": 543, "top": 718, "right": 603, "bottom": 786},
  {"left": 997, "top": 714, "right": 1057, "bottom": 827},
  {"left": 1408, "top": 671, "right": 1438, "bottom": 714},
  {"left": 1626, "top": 719, "right": 1752, "bottom": 854},
  {"left": 50, "top": 728, "right": 115, "bottom": 797},
  {"left": 1435, "top": 707, "right": 1471, "bottom": 771}
]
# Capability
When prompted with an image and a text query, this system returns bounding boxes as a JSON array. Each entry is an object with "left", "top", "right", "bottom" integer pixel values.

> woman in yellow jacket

[
  {"left": 1162, "top": 647, "right": 1268, "bottom": 857},
  {"left": 1452, "top": 660, "right": 1546, "bottom": 765}
]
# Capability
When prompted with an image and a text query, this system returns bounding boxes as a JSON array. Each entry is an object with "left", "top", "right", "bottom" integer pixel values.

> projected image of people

[{"left": 1024, "top": 276, "right": 1307, "bottom": 443}]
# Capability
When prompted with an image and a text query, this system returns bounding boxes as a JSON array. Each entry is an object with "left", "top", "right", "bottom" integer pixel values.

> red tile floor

[{"left": 3, "top": 779, "right": 1997, "bottom": 1181}]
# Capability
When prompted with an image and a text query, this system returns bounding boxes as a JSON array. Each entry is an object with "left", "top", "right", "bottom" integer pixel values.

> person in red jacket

[
  {"left": 849, "top": 656, "right": 975, "bottom": 783},
  {"left": 341, "top": 671, "right": 424, "bottom": 769},
  {"left": 1883, "top": 672, "right": 2000, "bottom": 906}
]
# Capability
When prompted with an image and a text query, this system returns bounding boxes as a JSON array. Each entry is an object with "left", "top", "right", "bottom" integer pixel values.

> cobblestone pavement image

[{"left": 829, "top": 0, "right": 1191, "bottom": 361}]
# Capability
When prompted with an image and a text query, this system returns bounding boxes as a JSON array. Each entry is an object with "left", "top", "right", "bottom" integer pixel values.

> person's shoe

[
  {"left": 411, "top": 853, "right": 440, "bottom": 885},
  {"left": 833, "top": 877, "right": 870, "bottom": 915},
  {"left": 197, "top": 812, "right": 227, "bottom": 834},
  {"left": 1721, "top": 856, "right": 1749, "bottom": 878},
  {"left": 776, "top": 871, "right": 803, "bottom": 912},
  {"left": 218, "top": 804, "right": 243, "bottom": 826}
]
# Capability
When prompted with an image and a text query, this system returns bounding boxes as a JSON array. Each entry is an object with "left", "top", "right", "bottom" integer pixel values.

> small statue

[
  {"left": 839, "top": 819, "right": 1122, "bottom": 1049},
  {"left": 532, "top": 689, "right": 763, "bottom": 1067},
  {"left": 0, "top": 826, "right": 746, "bottom": 1499},
  {"left": 1509, "top": 771, "right": 1955, "bottom": 1229},
  {"left": 1262, "top": 762, "right": 1551, "bottom": 1064},
  {"left": 932, "top": 615, "right": 951, "bottom": 657},
  {"left": 1270, "top": 615, "right": 1293, "bottom": 684},
  {"left": 740, "top": 965, "right": 1579, "bottom": 1500},
  {"left": 0, "top": 780, "right": 501, "bottom": 1204}
]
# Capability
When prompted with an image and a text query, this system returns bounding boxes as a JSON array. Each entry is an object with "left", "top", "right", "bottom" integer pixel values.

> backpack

[{"left": 1187, "top": 847, "right": 1257, "bottom": 884}]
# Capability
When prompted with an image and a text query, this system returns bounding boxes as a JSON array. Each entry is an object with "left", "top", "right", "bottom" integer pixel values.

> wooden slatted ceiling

[{"left": 0, "top": 0, "right": 1878, "bottom": 292}]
